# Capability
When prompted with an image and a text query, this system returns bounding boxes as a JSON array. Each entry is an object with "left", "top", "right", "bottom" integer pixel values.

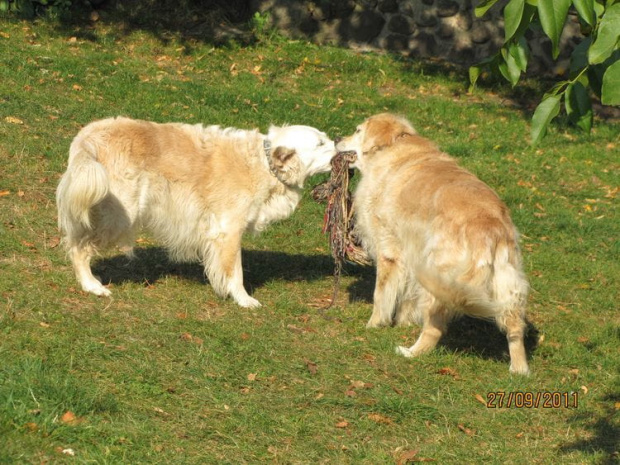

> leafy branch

[{"left": 470, "top": 0, "right": 620, "bottom": 144}]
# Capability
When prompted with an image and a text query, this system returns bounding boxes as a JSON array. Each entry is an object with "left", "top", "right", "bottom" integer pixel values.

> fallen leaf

[
  {"left": 457, "top": 424, "right": 475, "bottom": 436},
  {"left": 305, "top": 359, "right": 318, "bottom": 375},
  {"left": 39, "top": 322, "right": 50, "bottom": 328},
  {"left": 61, "top": 448, "right": 75, "bottom": 456},
  {"left": 5, "top": 116, "right": 24, "bottom": 124},
  {"left": 474, "top": 394, "right": 487, "bottom": 406},
  {"left": 580, "top": 385, "right": 589, "bottom": 395},
  {"left": 344, "top": 389, "right": 356, "bottom": 397},
  {"left": 60, "top": 411, "right": 84, "bottom": 425},
  {"left": 437, "top": 367, "right": 459, "bottom": 379},
  {"left": 0, "top": 190, "right": 10, "bottom": 196},
  {"left": 335, "top": 420, "right": 349, "bottom": 428},
  {"left": 397, "top": 449, "right": 419, "bottom": 465},
  {"left": 47, "top": 236, "right": 60, "bottom": 248},
  {"left": 24, "top": 422, "right": 38, "bottom": 432},
  {"left": 247, "top": 373, "right": 257, "bottom": 382},
  {"left": 368, "top": 413, "right": 394, "bottom": 425}
]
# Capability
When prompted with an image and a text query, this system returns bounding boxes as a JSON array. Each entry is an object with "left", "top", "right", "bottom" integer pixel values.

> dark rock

[
  {"left": 415, "top": 10, "right": 438, "bottom": 28},
  {"left": 437, "top": 0, "right": 460, "bottom": 17},
  {"left": 341, "top": 8, "right": 386, "bottom": 42},
  {"left": 384, "top": 33, "right": 410, "bottom": 51},
  {"left": 471, "top": 22, "right": 491, "bottom": 44},
  {"left": 388, "top": 14, "right": 414, "bottom": 35},
  {"left": 378, "top": 0, "right": 399, "bottom": 14}
]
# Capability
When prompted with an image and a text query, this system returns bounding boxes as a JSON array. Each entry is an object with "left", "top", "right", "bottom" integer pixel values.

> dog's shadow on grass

[
  {"left": 91, "top": 246, "right": 335, "bottom": 291},
  {"left": 347, "top": 265, "right": 539, "bottom": 363}
]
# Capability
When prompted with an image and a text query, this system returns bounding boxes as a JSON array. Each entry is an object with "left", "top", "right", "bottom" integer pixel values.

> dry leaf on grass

[
  {"left": 457, "top": 424, "right": 475, "bottom": 436},
  {"left": 5, "top": 116, "right": 24, "bottom": 124},
  {"left": 367, "top": 413, "right": 394, "bottom": 425},
  {"left": 437, "top": 367, "right": 460, "bottom": 379},
  {"left": 305, "top": 359, "right": 318, "bottom": 375},
  {"left": 474, "top": 394, "right": 487, "bottom": 406},
  {"left": 396, "top": 449, "right": 436, "bottom": 464},
  {"left": 335, "top": 420, "right": 349, "bottom": 428},
  {"left": 60, "top": 410, "right": 84, "bottom": 425}
]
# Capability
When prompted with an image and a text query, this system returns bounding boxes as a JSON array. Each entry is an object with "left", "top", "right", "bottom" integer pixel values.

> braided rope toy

[{"left": 312, "top": 151, "right": 370, "bottom": 308}]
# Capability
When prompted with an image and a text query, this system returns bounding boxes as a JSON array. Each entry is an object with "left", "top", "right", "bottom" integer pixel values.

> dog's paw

[
  {"left": 83, "top": 283, "right": 112, "bottom": 297},
  {"left": 237, "top": 295, "right": 262, "bottom": 309},
  {"left": 366, "top": 317, "right": 390, "bottom": 329},
  {"left": 509, "top": 363, "right": 530, "bottom": 376},
  {"left": 396, "top": 345, "right": 415, "bottom": 358}
]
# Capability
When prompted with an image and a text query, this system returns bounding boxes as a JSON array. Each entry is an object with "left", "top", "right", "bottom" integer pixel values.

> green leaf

[
  {"left": 588, "top": 3, "right": 620, "bottom": 64},
  {"left": 572, "top": 0, "right": 596, "bottom": 26},
  {"left": 538, "top": 0, "right": 573, "bottom": 59},
  {"left": 475, "top": 0, "right": 501, "bottom": 17},
  {"left": 601, "top": 59, "right": 620, "bottom": 105},
  {"left": 469, "top": 66, "right": 482, "bottom": 90},
  {"left": 531, "top": 94, "right": 562, "bottom": 144},
  {"left": 569, "top": 36, "right": 592, "bottom": 77},
  {"left": 509, "top": 37, "right": 530, "bottom": 72},
  {"left": 566, "top": 81, "right": 593, "bottom": 132},
  {"left": 504, "top": 0, "right": 526, "bottom": 42},
  {"left": 499, "top": 47, "right": 522, "bottom": 86}
]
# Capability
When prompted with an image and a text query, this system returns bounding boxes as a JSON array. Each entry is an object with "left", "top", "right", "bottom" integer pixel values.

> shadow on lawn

[
  {"left": 91, "top": 246, "right": 334, "bottom": 291},
  {"left": 559, "top": 390, "right": 620, "bottom": 464},
  {"left": 346, "top": 264, "right": 540, "bottom": 363}
]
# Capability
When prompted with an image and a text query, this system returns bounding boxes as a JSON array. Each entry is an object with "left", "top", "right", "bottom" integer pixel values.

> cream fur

[
  {"left": 56, "top": 116, "right": 336, "bottom": 308},
  {"left": 337, "top": 113, "right": 530, "bottom": 374}
]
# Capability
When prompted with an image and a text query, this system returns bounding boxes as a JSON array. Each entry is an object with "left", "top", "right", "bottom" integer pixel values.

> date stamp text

[{"left": 486, "top": 391, "right": 578, "bottom": 409}]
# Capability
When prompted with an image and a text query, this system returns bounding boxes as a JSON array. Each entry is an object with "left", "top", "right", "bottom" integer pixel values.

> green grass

[{"left": 1, "top": 9, "right": 619, "bottom": 464}]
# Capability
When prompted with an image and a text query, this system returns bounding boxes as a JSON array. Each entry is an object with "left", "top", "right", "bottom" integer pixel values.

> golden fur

[
  {"left": 336, "top": 113, "right": 529, "bottom": 374},
  {"left": 57, "top": 117, "right": 336, "bottom": 308}
]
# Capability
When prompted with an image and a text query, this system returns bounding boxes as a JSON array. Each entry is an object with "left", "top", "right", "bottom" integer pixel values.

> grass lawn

[{"left": 1, "top": 7, "right": 618, "bottom": 464}]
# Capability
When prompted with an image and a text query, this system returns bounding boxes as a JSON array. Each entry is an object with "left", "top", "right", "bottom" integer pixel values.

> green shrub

[{"left": 470, "top": 0, "right": 620, "bottom": 144}]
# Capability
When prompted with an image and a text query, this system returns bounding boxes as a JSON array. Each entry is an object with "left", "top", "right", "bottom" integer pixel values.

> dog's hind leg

[
  {"left": 499, "top": 309, "right": 529, "bottom": 375},
  {"left": 396, "top": 293, "right": 448, "bottom": 358},
  {"left": 367, "top": 255, "right": 402, "bottom": 328},
  {"left": 204, "top": 230, "right": 261, "bottom": 309},
  {"left": 70, "top": 245, "right": 111, "bottom": 297}
]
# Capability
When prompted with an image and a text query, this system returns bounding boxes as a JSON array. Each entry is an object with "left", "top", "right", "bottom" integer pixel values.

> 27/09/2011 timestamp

[{"left": 486, "top": 391, "right": 579, "bottom": 408}]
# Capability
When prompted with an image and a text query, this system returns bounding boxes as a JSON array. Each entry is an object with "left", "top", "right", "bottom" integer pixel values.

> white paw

[
  {"left": 236, "top": 295, "right": 262, "bottom": 309},
  {"left": 396, "top": 345, "right": 414, "bottom": 358},
  {"left": 83, "top": 283, "right": 112, "bottom": 297},
  {"left": 509, "top": 363, "right": 530, "bottom": 376}
]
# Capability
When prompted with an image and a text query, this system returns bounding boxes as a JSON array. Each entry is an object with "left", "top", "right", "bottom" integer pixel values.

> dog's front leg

[
  {"left": 204, "top": 230, "right": 261, "bottom": 309},
  {"left": 367, "top": 255, "right": 401, "bottom": 328}
]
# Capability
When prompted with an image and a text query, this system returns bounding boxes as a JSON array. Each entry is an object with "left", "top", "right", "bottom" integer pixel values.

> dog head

[
  {"left": 266, "top": 125, "right": 336, "bottom": 186},
  {"left": 335, "top": 113, "right": 417, "bottom": 170}
]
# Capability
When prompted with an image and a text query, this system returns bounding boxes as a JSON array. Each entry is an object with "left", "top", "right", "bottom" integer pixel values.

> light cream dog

[
  {"left": 336, "top": 113, "right": 529, "bottom": 374},
  {"left": 57, "top": 117, "right": 336, "bottom": 308}
]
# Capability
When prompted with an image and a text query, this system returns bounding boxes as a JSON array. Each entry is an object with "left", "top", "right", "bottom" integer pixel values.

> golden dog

[
  {"left": 57, "top": 117, "right": 336, "bottom": 308},
  {"left": 336, "top": 113, "right": 529, "bottom": 374}
]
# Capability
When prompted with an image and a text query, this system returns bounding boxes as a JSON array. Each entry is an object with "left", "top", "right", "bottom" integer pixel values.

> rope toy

[{"left": 312, "top": 151, "right": 370, "bottom": 309}]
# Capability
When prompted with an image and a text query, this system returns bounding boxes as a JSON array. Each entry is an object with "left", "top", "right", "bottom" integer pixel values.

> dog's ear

[
  {"left": 271, "top": 147, "right": 296, "bottom": 170},
  {"left": 268, "top": 146, "right": 302, "bottom": 185},
  {"left": 364, "top": 114, "right": 416, "bottom": 153}
]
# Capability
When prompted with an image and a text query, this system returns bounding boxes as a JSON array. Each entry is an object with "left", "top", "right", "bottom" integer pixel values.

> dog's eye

[
  {"left": 355, "top": 128, "right": 361, "bottom": 134},
  {"left": 317, "top": 140, "right": 325, "bottom": 147}
]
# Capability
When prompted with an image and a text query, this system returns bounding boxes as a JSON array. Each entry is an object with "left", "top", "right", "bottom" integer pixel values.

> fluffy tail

[{"left": 56, "top": 135, "right": 109, "bottom": 235}]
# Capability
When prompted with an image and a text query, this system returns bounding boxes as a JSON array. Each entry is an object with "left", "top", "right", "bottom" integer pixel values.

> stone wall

[{"left": 250, "top": 0, "right": 581, "bottom": 73}]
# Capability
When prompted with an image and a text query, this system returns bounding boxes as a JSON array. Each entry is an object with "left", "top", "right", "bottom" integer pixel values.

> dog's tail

[{"left": 56, "top": 132, "right": 109, "bottom": 234}]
